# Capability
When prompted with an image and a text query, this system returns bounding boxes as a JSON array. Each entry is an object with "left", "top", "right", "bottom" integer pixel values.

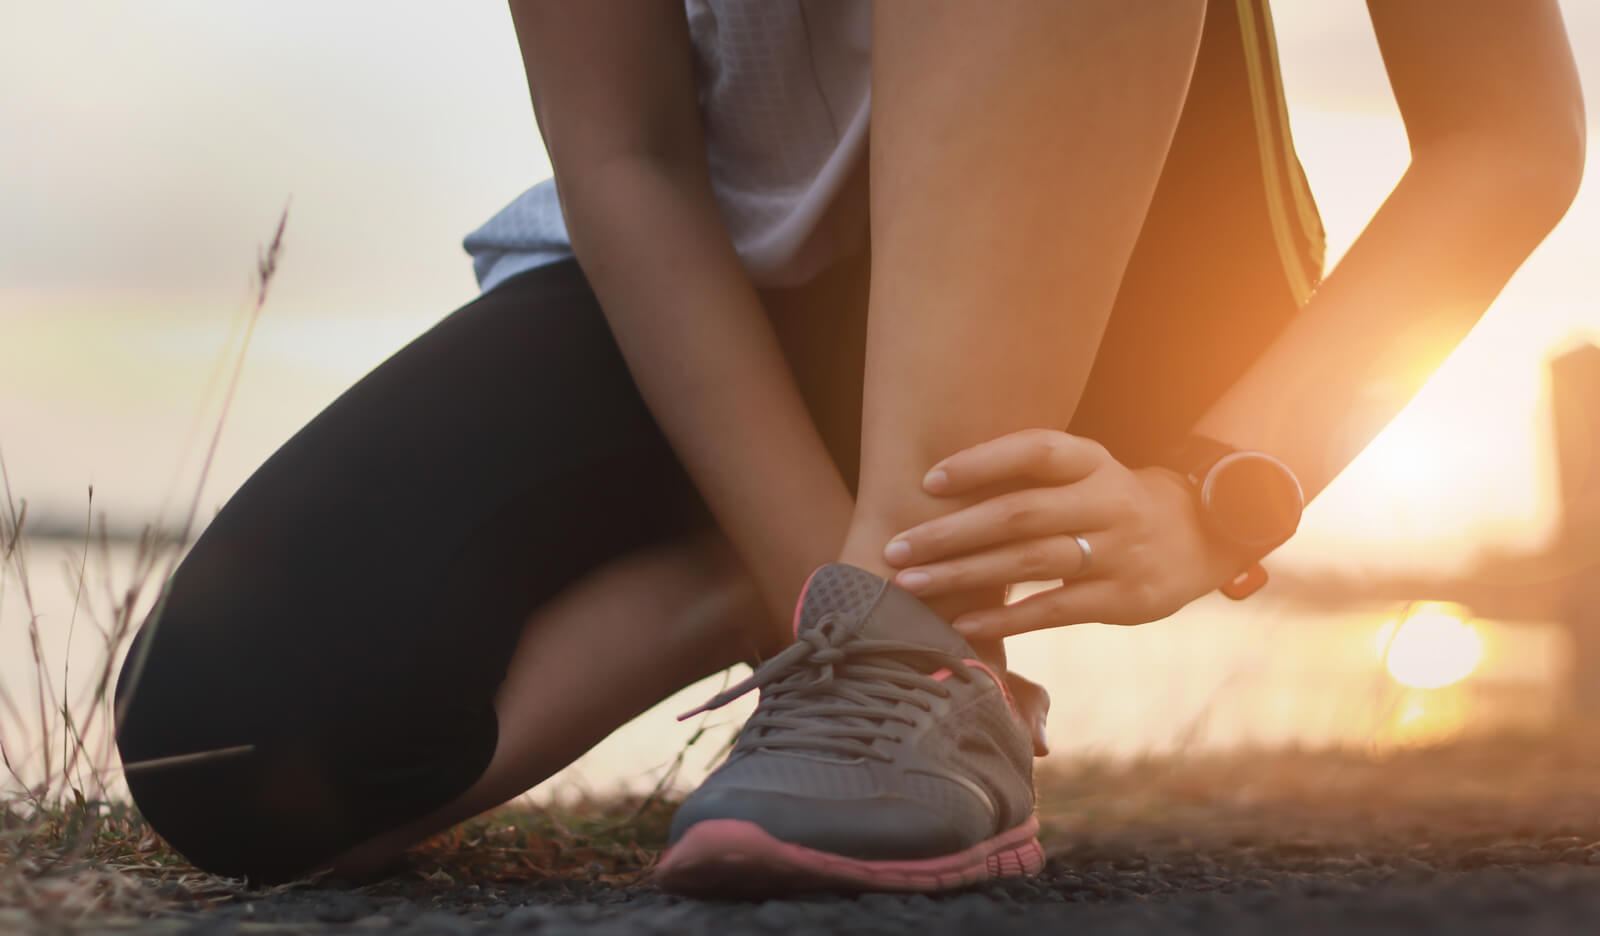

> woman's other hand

[{"left": 882, "top": 429, "right": 1244, "bottom": 640}]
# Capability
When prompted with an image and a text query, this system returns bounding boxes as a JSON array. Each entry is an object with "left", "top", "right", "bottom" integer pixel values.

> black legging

[
  {"left": 115, "top": 213, "right": 1296, "bottom": 882},
  {"left": 114, "top": 259, "right": 740, "bottom": 882}
]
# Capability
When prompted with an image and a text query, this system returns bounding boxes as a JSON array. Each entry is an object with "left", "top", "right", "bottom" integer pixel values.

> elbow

[
  {"left": 557, "top": 155, "right": 661, "bottom": 253},
  {"left": 1522, "top": 111, "right": 1587, "bottom": 220},
  {"left": 1495, "top": 83, "right": 1589, "bottom": 219},
  {"left": 1491, "top": 129, "right": 1583, "bottom": 227},
  {"left": 1413, "top": 114, "right": 1586, "bottom": 235},
  {"left": 555, "top": 151, "right": 706, "bottom": 281},
  {"left": 1512, "top": 103, "right": 1584, "bottom": 214}
]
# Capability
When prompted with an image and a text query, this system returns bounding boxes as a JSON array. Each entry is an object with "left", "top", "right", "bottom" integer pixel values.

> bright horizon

[{"left": 2, "top": 1, "right": 1598, "bottom": 578}]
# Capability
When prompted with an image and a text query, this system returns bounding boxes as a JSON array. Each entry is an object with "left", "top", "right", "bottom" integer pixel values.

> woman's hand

[{"left": 882, "top": 429, "right": 1245, "bottom": 641}]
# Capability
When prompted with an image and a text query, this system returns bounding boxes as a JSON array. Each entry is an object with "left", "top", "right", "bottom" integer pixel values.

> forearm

[
  {"left": 1194, "top": 143, "right": 1582, "bottom": 500},
  {"left": 563, "top": 160, "right": 854, "bottom": 634}
]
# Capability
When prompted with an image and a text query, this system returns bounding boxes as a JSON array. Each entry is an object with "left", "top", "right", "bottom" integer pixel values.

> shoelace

[{"left": 679, "top": 615, "right": 967, "bottom": 762}]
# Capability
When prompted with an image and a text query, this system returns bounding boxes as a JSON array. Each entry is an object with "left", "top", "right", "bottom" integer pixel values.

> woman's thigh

[{"left": 114, "top": 259, "right": 712, "bottom": 881}]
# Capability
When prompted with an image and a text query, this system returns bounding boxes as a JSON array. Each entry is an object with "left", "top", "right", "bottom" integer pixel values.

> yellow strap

[
  {"left": 1235, "top": 0, "right": 1325, "bottom": 306},
  {"left": 1256, "top": 0, "right": 1327, "bottom": 250}
]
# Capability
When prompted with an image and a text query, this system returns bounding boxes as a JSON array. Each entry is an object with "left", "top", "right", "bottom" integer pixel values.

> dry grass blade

[
  {"left": 121, "top": 745, "right": 256, "bottom": 775},
  {"left": 58, "top": 488, "right": 95, "bottom": 799},
  {"left": 0, "top": 453, "right": 55, "bottom": 804},
  {"left": 114, "top": 202, "right": 289, "bottom": 734},
  {"left": 0, "top": 474, "right": 25, "bottom": 735}
]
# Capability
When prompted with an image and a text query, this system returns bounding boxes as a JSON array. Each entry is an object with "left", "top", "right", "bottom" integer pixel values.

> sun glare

[
  {"left": 1373, "top": 687, "right": 1471, "bottom": 752},
  {"left": 1376, "top": 603, "right": 1484, "bottom": 690}
]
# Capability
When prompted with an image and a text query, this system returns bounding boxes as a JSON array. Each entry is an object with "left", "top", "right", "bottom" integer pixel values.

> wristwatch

[{"left": 1158, "top": 435, "right": 1304, "bottom": 600}]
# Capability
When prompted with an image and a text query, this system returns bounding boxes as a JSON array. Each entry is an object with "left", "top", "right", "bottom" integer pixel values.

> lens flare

[{"left": 1378, "top": 603, "right": 1483, "bottom": 690}]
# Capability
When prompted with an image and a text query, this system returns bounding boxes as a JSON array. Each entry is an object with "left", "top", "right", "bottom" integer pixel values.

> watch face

[{"left": 1201, "top": 452, "right": 1304, "bottom": 552}]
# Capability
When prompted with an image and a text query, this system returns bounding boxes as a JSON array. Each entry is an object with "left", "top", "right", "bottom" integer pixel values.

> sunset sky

[{"left": 3, "top": 0, "right": 1598, "bottom": 578}]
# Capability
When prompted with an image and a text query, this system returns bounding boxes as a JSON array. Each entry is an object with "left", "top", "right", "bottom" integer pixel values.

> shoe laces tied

[{"left": 678, "top": 614, "right": 967, "bottom": 762}]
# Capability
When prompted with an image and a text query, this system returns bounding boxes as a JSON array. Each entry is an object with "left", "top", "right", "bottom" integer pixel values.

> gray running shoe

[{"left": 656, "top": 563, "right": 1042, "bottom": 895}]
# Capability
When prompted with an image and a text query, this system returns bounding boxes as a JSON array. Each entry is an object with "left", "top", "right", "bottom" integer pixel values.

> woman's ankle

[{"left": 838, "top": 518, "right": 1004, "bottom": 628}]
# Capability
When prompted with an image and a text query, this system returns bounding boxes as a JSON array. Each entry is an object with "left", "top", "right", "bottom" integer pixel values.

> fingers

[
  {"left": 951, "top": 579, "right": 1143, "bottom": 641},
  {"left": 886, "top": 483, "right": 1112, "bottom": 568},
  {"left": 923, "top": 429, "right": 1107, "bottom": 497},
  {"left": 893, "top": 533, "right": 1094, "bottom": 597}
]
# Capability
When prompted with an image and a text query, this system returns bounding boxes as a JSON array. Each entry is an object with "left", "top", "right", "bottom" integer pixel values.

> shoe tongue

[
  {"left": 795, "top": 563, "right": 977, "bottom": 660},
  {"left": 794, "top": 563, "right": 887, "bottom": 638}
]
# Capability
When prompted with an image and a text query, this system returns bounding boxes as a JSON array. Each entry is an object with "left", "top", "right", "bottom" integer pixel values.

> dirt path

[{"left": 13, "top": 734, "right": 1600, "bottom": 935}]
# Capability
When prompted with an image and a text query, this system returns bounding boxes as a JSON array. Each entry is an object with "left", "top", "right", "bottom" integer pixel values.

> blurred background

[{"left": 2, "top": 1, "right": 1598, "bottom": 798}]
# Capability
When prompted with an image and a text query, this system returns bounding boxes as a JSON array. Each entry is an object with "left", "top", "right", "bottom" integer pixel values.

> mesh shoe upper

[{"left": 668, "top": 564, "right": 1035, "bottom": 861}]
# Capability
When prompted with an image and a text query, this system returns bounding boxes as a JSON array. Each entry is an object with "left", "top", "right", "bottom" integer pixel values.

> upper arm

[
  {"left": 508, "top": 1, "right": 706, "bottom": 194},
  {"left": 1366, "top": 0, "right": 1585, "bottom": 188}
]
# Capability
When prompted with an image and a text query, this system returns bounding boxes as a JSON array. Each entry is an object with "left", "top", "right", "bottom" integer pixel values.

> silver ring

[{"left": 1071, "top": 534, "right": 1093, "bottom": 578}]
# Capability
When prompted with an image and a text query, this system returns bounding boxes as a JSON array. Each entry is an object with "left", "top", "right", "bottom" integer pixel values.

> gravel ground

[
  {"left": 14, "top": 734, "right": 1600, "bottom": 935},
  {"left": 77, "top": 856, "right": 1600, "bottom": 936}
]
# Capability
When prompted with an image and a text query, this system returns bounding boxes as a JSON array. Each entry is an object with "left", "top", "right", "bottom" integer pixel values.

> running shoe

[{"left": 656, "top": 563, "right": 1043, "bottom": 895}]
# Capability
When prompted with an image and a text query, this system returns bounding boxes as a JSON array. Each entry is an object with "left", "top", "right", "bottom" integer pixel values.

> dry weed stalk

[{"left": 1, "top": 206, "right": 289, "bottom": 915}]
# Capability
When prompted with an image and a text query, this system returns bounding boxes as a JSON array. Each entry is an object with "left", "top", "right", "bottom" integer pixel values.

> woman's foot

[{"left": 656, "top": 563, "right": 1043, "bottom": 896}]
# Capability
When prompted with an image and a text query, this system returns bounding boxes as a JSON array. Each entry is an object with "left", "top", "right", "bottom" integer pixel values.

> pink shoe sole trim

[
  {"left": 791, "top": 566, "right": 825, "bottom": 638},
  {"left": 654, "top": 816, "right": 1045, "bottom": 896}
]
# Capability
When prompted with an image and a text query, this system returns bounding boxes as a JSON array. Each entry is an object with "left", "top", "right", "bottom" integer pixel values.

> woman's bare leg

[
  {"left": 841, "top": 1, "right": 1209, "bottom": 655},
  {"left": 331, "top": 530, "right": 760, "bottom": 876}
]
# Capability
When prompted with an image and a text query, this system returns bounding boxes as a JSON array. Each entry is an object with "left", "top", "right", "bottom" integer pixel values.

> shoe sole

[{"left": 654, "top": 816, "right": 1045, "bottom": 897}]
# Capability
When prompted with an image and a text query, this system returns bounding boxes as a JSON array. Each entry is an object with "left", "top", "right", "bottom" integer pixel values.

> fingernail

[
  {"left": 953, "top": 618, "right": 984, "bottom": 636},
  {"left": 884, "top": 538, "right": 912, "bottom": 565},
  {"left": 923, "top": 468, "right": 949, "bottom": 492},
  {"left": 897, "top": 570, "right": 931, "bottom": 593}
]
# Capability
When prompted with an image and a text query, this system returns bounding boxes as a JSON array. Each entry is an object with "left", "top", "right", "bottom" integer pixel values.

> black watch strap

[
  {"left": 1158, "top": 435, "right": 1279, "bottom": 601},
  {"left": 1164, "top": 435, "right": 1240, "bottom": 488}
]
